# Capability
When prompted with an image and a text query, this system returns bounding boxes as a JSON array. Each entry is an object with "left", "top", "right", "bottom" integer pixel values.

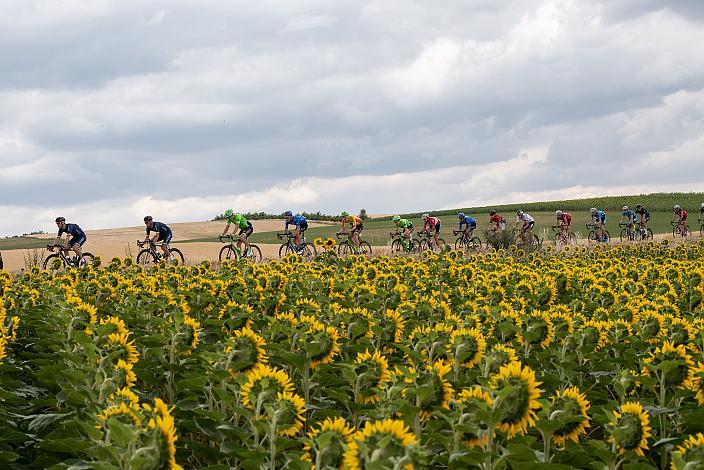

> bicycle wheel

[
  {"left": 645, "top": 229, "right": 653, "bottom": 240},
  {"left": 410, "top": 240, "right": 422, "bottom": 254},
  {"left": 437, "top": 238, "right": 447, "bottom": 250},
  {"left": 469, "top": 237, "right": 482, "bottom": 250},
  {"left": 137, "top": 249, "right": 156, "bottom": 266},
  {"left": 219, "top": 245, "right": 236, "bottom": 262},
  {"left": 454, "top": 237, "right": 466, "bottom": 251},
  {"left": 79, "top": 253, "right": 95, "bottom": 268},
  {"left": 567, "top": 232, "right": 576, "bottom": 245},
  {"left": 620, "top": 228, "right": 628, "bottom": 241},
  {"left": 338, "top": 241, "right": 351, "bottom": 257},
  {"left": 359, "top": 241, "right": 372, "bottom": 255},
  {"left": 700, "top": 224, "right": 704, "bottom": 237},
  {"left": 418, "top": 239, "right": 430, "bottom": 251},
  {"left": 301, "top": 243, "right": 316, "bottom": 260},
  {"left": 43, "top": 254, "right": 65, "bottom": 270},
  {"left": 168, "top": 248, "right": 185, "bottom": 264},
  {"left": 390, "top": 239, "right": 404, "bottom": 254},
  {"left": 247, "top": 245, "right": 263, "bottom": 263},
  {"left": 279, "top": 243, "right": 290, "bottom": 258}
]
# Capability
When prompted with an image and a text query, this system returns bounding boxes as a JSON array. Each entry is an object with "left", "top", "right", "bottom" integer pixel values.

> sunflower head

[
  {"left": 548, "top": 387, "right": 591, "bottom": 446},
  {"left": 643, "top": 341, "right": 694, "bottom": 389},
  {"left": 489, "top": 361, "right": 542, "bottom": 439},
  {"left": 523, "top": 311, "right": 555, "bottom": 349},
  {"left": 268, "top": 391, "right": 306, "bottom": 437},
  {"left": 449, "top": 328, "right": 486, "bottom": 368},
  {"left": 672, "top": 433, "right": 704, "bottom": 469},
  {"left": 240, "top": 364, "right": 295, "bottom": 411},
  {"left": 484, "top": 344, "right": 519, "bottom": 375},
  {"left": 354, "top": 349, "right": 391, "bottom": 404},
  {"left": 344, "top": 419, "right": 417, "bottom": 470},
  {"left": 452, "top": 386, "right": 494, "bottom": 448},
  {"left": 302, "top": 417, "right": 354, "bottom": 467},
  {"left": 224, "top": 327, "right": 268, "bottom": 375},
  {"left": 608, "top": 401, "right": 652, "bottom": 456}
]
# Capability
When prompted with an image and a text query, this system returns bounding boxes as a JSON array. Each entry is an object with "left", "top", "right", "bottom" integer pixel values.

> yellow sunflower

[
  {"left": 453, "top": 386, "right": 494, "bottom": 448},
  {"left": 400, "top": 360, "right": 454, "bottom": 421},
  {"left": 608, "top": 401, "right": 652, "bottom": 456},
  {"left": 643, "top": 341, "right": 694, "bottom": 389},
  {"left": 344, "top": 419, "right": 417, "bottom": 470},
  {"left": 483, "top": 344, "right": 519, "bottom": 376},
  {"left": 224, "top": 327, "right": 268, "bottom": 375},
  {"left": 689, "top": 362, "right": 704, "bottom": 406},
  {"left": 303, "top": 320, "right": 341, "bottom": 368},
  {"left": 240, "top": 364, "right": 295, "bottom": 410},
  {"left": 490, "top": 361, "right": 542, "bottom": 439},
  {"left": 302, "top": 417, "right": 355, "bottom": 468},
  {"left": 354, "top": 349, "right": 391, "bottom": 404},
  {"left": 549, "top": 387, "right": 591, "bottom": 446},
  {"left": 144, "top": 398, "right": 183, "bottom": 470},
  {"left": 270, "top": 391, "right": 306, "bottom": 437},
  {"left": 672, "top": 433, "right": 704, "bottom": 469},
  {"left": 449, "top": 328, "right": 486, "bottom": 368},
  {"left": 523, "top": 311, "right": 555, "bottom": 349}
]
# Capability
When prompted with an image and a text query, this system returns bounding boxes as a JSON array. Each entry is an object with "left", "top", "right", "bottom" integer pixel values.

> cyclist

[
  {"left": 221, "top": 209, "right": 253, "bottom": 254},
  {"left": 284, "top": 211, "right": 308, "bottom": 251},
  {"left": 52, "top": 217, "right": 86, "bottom": 260},
  {"left": 516, "top": 210, "right": 535, "bottom": 237},
  {"left": 457, "top": 213, "right": 477, "bottom": 238},
  {"left": 143, "top": 216, "right": 173, "bottom": 260},
  {"left": 700, "top": 203, "right": 704, "bottom": 223},
  {"left": 340, "top": 211, "right": 363, "bottom": 249},
  {"left": 634, "top": 204, "right": 650, "bottom": 235},
  {"left": 672, "top": 204, "right": 688, "bottom": 230},
  {"left": 421, "top": 213, "right": 442, "bottom": 249},
  {"left": 620, "top": 206, "right": 636, "bottom": 238},
  {"left": 489, "top": 210, "right": 506, "bottom": 233},
  {"left": 555, "top": 210, "right": 572, "bottom": 239},
  {"left": 391, "top": 215, "right": 414, "bottom": 251},
  {"left": 590, "top": 208, "right": 607, "bottom": 241}
]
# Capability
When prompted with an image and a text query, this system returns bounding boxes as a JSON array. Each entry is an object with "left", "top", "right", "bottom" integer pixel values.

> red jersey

[
  {"left": 679, "top": 210, "right": 688, "bottom": 220},
  {"left": 559, "top": 213, "right": 572, "bottom": 225},
  {"left": 490, "top": 214, "right": 505, "bottom": 224},
  {"left": 425, "top": 216, "right": 440, "bottom": 226}
]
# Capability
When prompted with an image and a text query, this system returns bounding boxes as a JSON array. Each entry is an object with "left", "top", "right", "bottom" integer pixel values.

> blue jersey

[
  {"left": 636, "top": 207, "right": 649, "bottom": 220},
  {"left": 623, "top": 210, "right": 634, "bottom": 221},
  {"left": 594, "top": 211, "right": 607, "bottom": 223},
  {"left": 147, "top": 221, "right": 171, "bottom": 237},
  {"left": 58, "top": 223, "right": 85, "bottom": 238},
  {"left": 459, "top": 216, "right": 477, "bottom": 229},
  {"left": 286, "top": 215, "right": 307, "bottom": 229}
]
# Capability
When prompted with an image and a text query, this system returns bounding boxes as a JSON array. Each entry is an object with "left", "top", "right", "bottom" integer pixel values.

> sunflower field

[{"left": 2, "top": 242, "right": 704, "bottom": 469}]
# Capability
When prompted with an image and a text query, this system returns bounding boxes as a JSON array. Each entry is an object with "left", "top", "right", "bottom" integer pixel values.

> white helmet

[
  {"left": 701, "top": 203, "right": 704, "bottom": 208},
  {"left": 421, "top": 213, "right": 429, "bottom": 220},
  {"left": 674, "top": 204, "right": 681, "bottom": 210},
  {"left": 555, "top": 210, "right": 563, "bottom": 216},
  {"left": 517, "top": 209, "right": 524, "bottom": 215},
  {"left": 590, "top": 207, "right": 596, "bottom": 213},
  {"left": 622, "top": 206, "right": 628, "bottom": 211}
]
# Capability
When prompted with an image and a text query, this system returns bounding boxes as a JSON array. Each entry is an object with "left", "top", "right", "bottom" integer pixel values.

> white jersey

[{"left": 517, "top": 213, "right": 535, "bottom": 223}]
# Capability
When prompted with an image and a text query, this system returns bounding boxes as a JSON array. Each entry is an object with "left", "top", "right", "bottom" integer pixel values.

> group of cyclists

[{"left": 41, "top": 203, "right": 704, "bottom": 264}]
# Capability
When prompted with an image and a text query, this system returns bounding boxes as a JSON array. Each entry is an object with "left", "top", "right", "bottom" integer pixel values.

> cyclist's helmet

[
  {"left": 674, "top": 204, "right": 681, "bottom": 211},
  {"left": 392, "top": 215, "right": 401, "bottom": 222},
  {"left": 144, "top": 216, "right": 153, "bottom": 223},
  {"left": 701, "top": 203, "right": 704, "bottom": 208},
  {"left": 458, "top": 212, "right": 465, "bottom": 219},
  {"left": 55, "top": 216, "right": 65, "bottom": 223},
  {"left": 224, "top": 209, "right": 233, "bottom": 218},
  {"left": 517, "top": 210, "right": 524, "bottom": 215},
  {"left": 422, "top": 213, "right": 429, "bottom": 220},
  {"left": 590, "top": 207, "right": 596, "bottom": 213},
  {"left": 489, "top": 210, "right": 496, "bottom": 216},
  {"left": 622, "top": 206, "right": 629, "bottom": 212},
  {"left": 284, "top": 210, "right": 293, "bottom": 217},
  {"left": 635, "top": 204, "right": 642, "bottom": 209},
  {"left": 341, "top": 211, "right": 349, "bottom": 218},
  {"left": 555, "top": 210, "right": 563, "bottom": 217}
]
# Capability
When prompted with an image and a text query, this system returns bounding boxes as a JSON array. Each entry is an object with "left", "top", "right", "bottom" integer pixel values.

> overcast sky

[{"left": 1, "top": 0, "right": 704, "bottom": 235}]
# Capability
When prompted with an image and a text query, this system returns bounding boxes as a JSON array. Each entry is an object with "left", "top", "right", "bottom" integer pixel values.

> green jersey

[
  {"left": 227, "top": 214, "right": 250, "bottom": 230},
  {"left": 397, "top": 219, "right": 412, "bottom": 229}
]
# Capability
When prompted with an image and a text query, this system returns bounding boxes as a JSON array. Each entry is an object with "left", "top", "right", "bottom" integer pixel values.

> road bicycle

[
  {"left": 0, "top": 251, "right": 3, "bottom": 270},
  {"left": 634, "top": 222, "right": 653, "bottom": 241},
  {"left": 43, "top": 244, "right": 94, "bottom": 270},
  {"left": 336, "top": 232, "right": 372, "bottom": 256},
  {"left": 453, "top": 229, "right": 482, "bottom": 251},
  {"left": 671, "top": 220, "right": 691, "bottom": 238},
  {"left": 389, "top": 231, "right": 420, "bottom": 254},
  {"left": 136, "top": 240, "right": 185, "bottom": 266},
  {"left": 586, "top": 223, "right": 610, "bottom": 243},
  {"left": 417, "top": 230, "right": 447, "bottom": 252},
  {"left": 515, "top": 228, "right": 540, "bottom": 252},
  {"left": 619, "top": 223, "right": 637, "bottom": 241},
  {"left": 218, "top": 234, "right": 262, "bottom": 263},
  {"left": 700, "top": 218, "right": 704, "bottom": 237},
  {"left": 551, "top": 225, "right": 576, "bottom": 246},
  {"left": 277, "top": 232, "right": 316, "bottom": 259}
]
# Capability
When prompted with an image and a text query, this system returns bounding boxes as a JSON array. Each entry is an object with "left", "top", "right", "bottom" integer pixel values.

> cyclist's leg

[
  {"left": 160, "top": 232, "right": 172, "bottom": 258},
  {"left": 434, "top": 223, "right": 441, "bottom": 247}
]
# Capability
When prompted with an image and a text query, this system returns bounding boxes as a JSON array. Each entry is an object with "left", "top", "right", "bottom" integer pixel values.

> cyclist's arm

[
  {"left": 340, "top": 220, "right": 347, "bottom": 232},
  {"left": 222, "top": 222, "right": 231, "bottom": 236}
]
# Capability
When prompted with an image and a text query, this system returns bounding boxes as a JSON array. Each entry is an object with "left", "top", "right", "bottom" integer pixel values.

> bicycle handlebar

[
  {"left": 218, "top": 234, "right": 235, "bottom": 242},
  {"left": 277, "top": 232, "right": 293, "bottom": 240}
]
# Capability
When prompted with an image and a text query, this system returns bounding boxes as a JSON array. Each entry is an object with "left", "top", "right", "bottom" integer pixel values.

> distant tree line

[{"left": 213, "top": 209, "right": 369, "bottom": 222}]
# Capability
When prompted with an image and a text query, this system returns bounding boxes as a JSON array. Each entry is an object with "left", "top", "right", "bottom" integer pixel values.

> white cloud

[{"left": 281, "top": 13, "right": 337, "bottom": 33}]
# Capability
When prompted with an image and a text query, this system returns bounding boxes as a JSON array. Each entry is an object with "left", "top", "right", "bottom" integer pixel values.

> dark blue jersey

[
  {"left": 57, "top": 223, "right": 85, "bottom": 238},
  {"left": 147, "top": 221, "right": 171, "bottom": 237},
  {"left": 458, "top": 216, "right": 477, "bottom": 229},
  {"left": 635, "top": 208, "right": 650, "bottom": 219},
  {"left": 285, "top": 215, "right": 307, "bottom": 229}
]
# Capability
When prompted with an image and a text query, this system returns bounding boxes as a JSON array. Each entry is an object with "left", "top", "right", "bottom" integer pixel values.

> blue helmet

[
  {"left": 284, "top": 210, "right": 293, "bottom": 217},
  {"left": 458, "top": 212, "right": 465, "bottom": 219}
]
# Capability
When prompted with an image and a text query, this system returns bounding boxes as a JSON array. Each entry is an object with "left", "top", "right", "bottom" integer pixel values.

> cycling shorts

[
  {"left": 434, "top": 223, "right": 441, "bottom": 232},
  {"left": 298, "top": 221, "right": 308, "bottom": 232},
  {"left": 351, "top": 223, "right": 363, "bottom": 234},
  {"left": 239, "top": 222, "right": 254, "bottom": 237},
  {"left": 464, "top": 222, "right": 477, "bottom": 230},
  {"left": 157, "top": 231, "right": 173, "bottom": 244},
  {"left": 524, "top": 221, "right": 535, "bottom": 230},
  {"left": 68, "top": 235, "right": 87, "bottom": 248}
]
